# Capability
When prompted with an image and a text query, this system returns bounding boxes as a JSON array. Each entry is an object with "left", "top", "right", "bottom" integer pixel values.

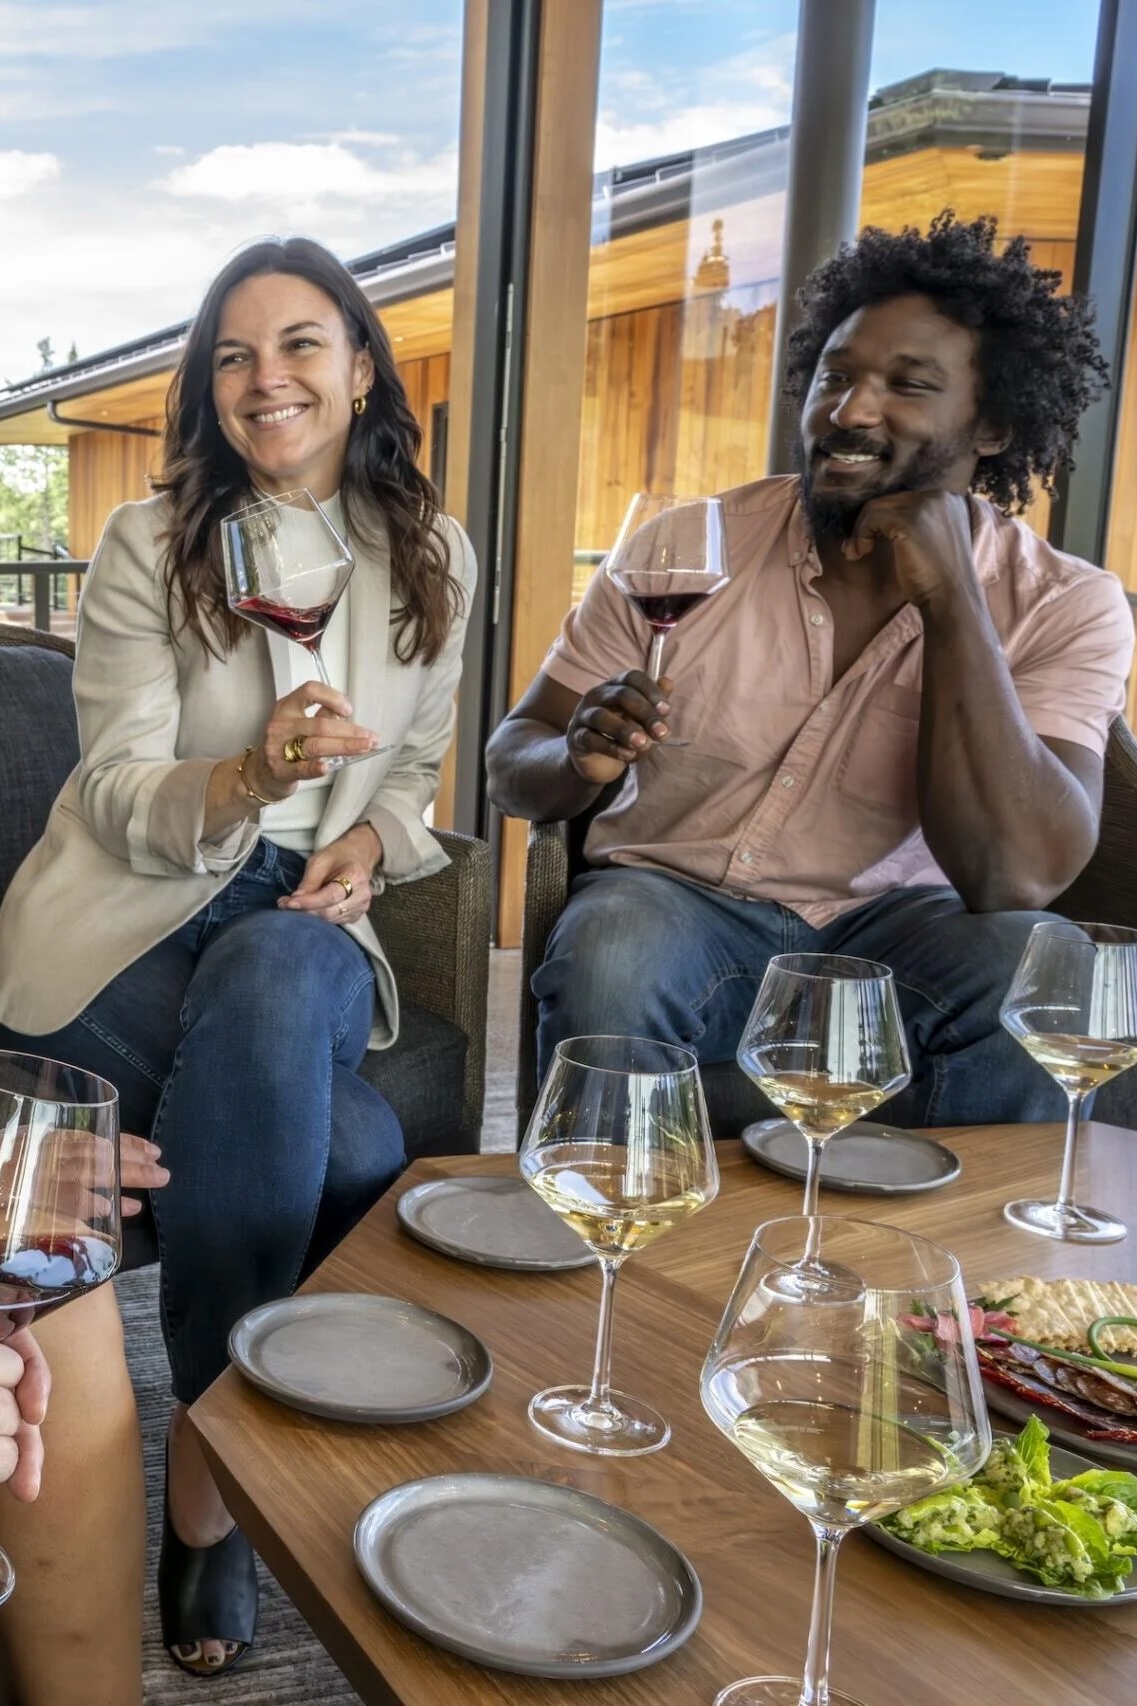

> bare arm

[
  {"left": 486, "top": 669, "right": 671, "bottom": 822},
  {"left": 846, "top": 490, "right": 1101, "bottom": 911},
  {"left": 916, "top": 579, "right": 1100, "bottom": 909}
]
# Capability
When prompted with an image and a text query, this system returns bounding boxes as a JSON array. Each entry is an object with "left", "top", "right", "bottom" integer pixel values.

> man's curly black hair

[{"left": 783, "top": 210, "right": 1108, "bottom": 514}]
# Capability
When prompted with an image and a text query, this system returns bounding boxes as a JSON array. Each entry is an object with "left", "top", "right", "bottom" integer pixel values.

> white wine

[
  {"left": 705, "top": 1357, "right": 964, "bottom": 1526},
  {"left": 1003, "top": 1009, "right": 1137, "bottom": 1096},
  {"left": 753, "top": 1072, "right": 889, "bottom": 1139},
  {"left": 523, "top": 1144, "right": 710, "bottom": 1257}
]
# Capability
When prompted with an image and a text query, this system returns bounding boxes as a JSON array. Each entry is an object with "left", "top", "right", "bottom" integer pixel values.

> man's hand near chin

[{"left": 841, "top": 489, "right": 978, "bottom": 610}]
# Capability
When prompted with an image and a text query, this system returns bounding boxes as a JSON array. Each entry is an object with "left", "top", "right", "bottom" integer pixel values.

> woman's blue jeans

[{"left": 0, "top": 839, "right": 405, "bottom": 1404}]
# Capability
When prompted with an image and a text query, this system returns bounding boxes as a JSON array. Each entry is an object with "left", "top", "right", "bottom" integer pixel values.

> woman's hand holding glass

[{"left": 241, "top": 679, "right": 382, "bottom": 803}]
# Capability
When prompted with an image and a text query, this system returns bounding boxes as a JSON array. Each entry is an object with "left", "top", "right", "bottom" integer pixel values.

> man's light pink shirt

[{"left": 542, "top": 476, "right": 1134, "bottom": 924}]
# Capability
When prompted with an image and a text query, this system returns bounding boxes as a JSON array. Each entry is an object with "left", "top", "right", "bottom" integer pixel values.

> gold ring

[
  {"left": 283, "top": 735, "right": 307, "bottom": 764},
  {"left": 331, "top": 874, "right": 353, "bottom": 900}
]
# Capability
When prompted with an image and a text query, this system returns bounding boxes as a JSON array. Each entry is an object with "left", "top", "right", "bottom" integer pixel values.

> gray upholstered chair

[
  {"left": 0, "top": 626, "right": 491, "bottom": 1265},
  {"left": 516, "top": 719, "right": 1137, "bottom": 1142}
]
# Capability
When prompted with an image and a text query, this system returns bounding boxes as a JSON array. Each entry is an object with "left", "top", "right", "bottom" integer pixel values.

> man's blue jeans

[
  {"left": 533, "top": 869, "right": 1066, "bottom": 1126},
  {"left": 0, "top": 839, "right": 405, "bottom": 1403}
]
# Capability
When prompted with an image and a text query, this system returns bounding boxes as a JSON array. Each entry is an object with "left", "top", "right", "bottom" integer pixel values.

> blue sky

[{"left": 0, "top": 0, "right": 1102, "bottom": 385}]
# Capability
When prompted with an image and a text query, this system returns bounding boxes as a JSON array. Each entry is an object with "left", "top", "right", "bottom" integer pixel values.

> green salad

[{"left": 878, "top": 1416, "right": 1137, "bottom": 1598}]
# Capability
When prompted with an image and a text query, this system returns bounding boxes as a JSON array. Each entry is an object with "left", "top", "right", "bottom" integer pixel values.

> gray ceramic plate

[
  {"left": 741, "top": 1119, "right": 961, "bottom": 1194},
  {"left": 981, "top": 1380, "right": 1137, "bottom": 1472},
  {"left": 353, "top": 1473, "right": 703, "bottom": 1677},
  {"left": 228, "top": 1293, "right": 492, "bottom": 1423},
  {"left": 396, "top": 1176, "right": 594, "bottom": 1272},
  {"left": 867, "top": 1438, "right": 1137, "bottom": 1606}
]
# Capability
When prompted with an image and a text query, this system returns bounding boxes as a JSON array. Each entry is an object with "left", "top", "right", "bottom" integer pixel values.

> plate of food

[
  {"left": 868, "top": 1417, "right": 1137, "bottom": 1605},
  {"left": 970, "top": 1277, "right": 1137, "bottom": 1469}
]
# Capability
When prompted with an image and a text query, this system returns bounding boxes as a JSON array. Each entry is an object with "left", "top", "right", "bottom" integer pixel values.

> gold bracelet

[{"left": 237, "top": 746, "right": 273, "bottom": 807}]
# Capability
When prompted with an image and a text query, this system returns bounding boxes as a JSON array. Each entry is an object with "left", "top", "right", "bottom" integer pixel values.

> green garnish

[
  {"left": 1086, "top": 1316, "right": 1137, "bottom": 1367},
  {"left": 878, "top": 1416, "right": 1137, "bottom": 1599},
  {"left": 989, "top": 1327, "right": 1137, "bottom": 1382}
]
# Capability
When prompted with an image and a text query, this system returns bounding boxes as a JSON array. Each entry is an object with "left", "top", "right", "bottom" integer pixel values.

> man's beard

[{"left": 795, "top": 430, "right": 971, "bottom": 543}]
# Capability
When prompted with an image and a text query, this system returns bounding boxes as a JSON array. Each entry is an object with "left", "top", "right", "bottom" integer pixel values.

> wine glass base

[
  {"left": 715, "top": 1676, "right": 866, "bottom": 1706},
  {"left": 760, "top": 1260, "right": 865, "bottom": 1303},
  {"left": 528, "top": 1385, "right": 670, "bottom": 1456},
  {"left": 0, "top": 1549, "right": 14, "bottom": 1607},
  {"left": 324, "top": 744, "right": 393, "bottom": 770},
  {"left": 1003, "top": 1198, "right": 1127, "bottom": 1244}
]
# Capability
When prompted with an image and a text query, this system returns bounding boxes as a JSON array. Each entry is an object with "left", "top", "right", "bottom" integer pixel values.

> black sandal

[{"left": 158, "top": 1455, "right": 259, "bottom": 1679}]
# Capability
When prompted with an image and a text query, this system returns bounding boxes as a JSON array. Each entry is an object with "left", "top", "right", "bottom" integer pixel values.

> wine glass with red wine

[
  {"left": 0, "top": 1050, "right": 122, "bottom": 1605},
  {"left": 605, "top": 493, "right": 729, "bottom": 746},
  {"left": 221, "top": 489, "right": 387, "bottom": 769}
]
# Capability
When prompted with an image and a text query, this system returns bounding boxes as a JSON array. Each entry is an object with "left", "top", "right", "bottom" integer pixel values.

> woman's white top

[{"left": 260, "top": 492, "right": 350, "bottom": 853}]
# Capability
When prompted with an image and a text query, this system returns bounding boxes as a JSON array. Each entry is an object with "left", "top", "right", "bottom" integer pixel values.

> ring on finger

[
  {"left": 283, "top": 735, "right": 307, "bottom": 764},
  {"left": 331, "top": 873, "right": 353, "bottom": 900}
]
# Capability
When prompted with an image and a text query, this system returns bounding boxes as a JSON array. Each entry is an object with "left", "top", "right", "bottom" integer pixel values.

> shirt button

[
  {"left": 809, "top": 612, "right": 825, "bottom": 626},
  {"left": 739, "top": 851, "right": 753, "bottom": 864},
  {"left": 780, "top": 774, "right": 795, "bottom": 789}
]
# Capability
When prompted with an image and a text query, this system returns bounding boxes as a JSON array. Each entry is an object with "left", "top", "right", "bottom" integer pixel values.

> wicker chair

[
  {"left": 0, "top": 625, "right": 491, "bottom": 1264},
  {"left": 516, "top": 718, "right": 1137, "bottom": 1141}
]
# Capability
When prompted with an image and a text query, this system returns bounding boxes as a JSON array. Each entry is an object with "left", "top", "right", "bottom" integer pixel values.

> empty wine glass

[
  {"left": 519, "top": 1035, "right": 719, "bottom": 1455},
  {"left": 221, "top": 488, "right": 388, "bottom": 768},
  {"left": 701, "top": 1216, "right": 990, "bottom": 1706},
  {"left": 605, "top": 493, "right": 729, "bottom": 746},
  {"left": 0, "top": 1051, "right": 122, "bottom": 1605},
  {"left": 738, "top": 956, "right": 910, "bottom": 1282},
  {"left": 1000, "top": 920, "right": 1137, "bottom": 1242}
]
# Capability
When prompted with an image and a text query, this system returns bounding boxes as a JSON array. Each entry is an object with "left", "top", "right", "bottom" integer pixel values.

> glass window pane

[
  {"left": 575, "top": 1, "right": 798, "bottom": 601},
  {"left": 865, "top": 2, "right": 1100, "bottom": 539}
]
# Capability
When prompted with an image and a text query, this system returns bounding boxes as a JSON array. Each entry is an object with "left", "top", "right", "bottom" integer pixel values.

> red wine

[
  {"left": 0, "top": 1234, "right": 118, "bottom": 1327},
  {"left": 626, "top": 590, "right": 714, "bottom": 632},
  {"left": 235, "top": 593, "right": 334, "bottom": 650}
]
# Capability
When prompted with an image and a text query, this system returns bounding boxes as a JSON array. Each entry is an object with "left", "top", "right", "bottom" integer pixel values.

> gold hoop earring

[{"left": 352, "top": 395, "right": 367, "bottom": 417}]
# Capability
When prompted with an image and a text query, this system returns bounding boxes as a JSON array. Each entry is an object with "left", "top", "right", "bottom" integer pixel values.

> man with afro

[{"left": 488, "top": 212, "right": 1134, "bottom": 1129}]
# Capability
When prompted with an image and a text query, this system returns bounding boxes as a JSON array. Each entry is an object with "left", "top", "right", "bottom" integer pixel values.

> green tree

[{"left": 0, "top": 336, "right": 71, "bottom": 561}]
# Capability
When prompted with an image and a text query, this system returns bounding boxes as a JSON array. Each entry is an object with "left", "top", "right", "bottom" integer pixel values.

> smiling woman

[{"left": 0, "top": 234, "right": 476, "bottom": 1682}]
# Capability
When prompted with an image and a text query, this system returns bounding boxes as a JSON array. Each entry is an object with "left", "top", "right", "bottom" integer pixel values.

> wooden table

[{"left": 191, "top": 1121, "right": 1137, "bottom": 1706}]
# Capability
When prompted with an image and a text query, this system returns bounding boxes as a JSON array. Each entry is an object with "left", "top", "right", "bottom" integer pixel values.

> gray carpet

[{"left": 125, "top": 949, "right": 521, "bottom": 1704}]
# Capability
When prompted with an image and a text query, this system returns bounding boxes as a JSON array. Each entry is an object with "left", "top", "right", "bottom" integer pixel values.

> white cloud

[
  {"left": 160, "top": 140, "right": 458, "bottom": 210},
  {"left": 594, "top": 38, "right": 794, "bottom": 170},
  {"left": 0, "top": 151, "right": 60, "bottom": 198},
  {"left": 0, "top": 1, "right": 315, "bottom": 59}
]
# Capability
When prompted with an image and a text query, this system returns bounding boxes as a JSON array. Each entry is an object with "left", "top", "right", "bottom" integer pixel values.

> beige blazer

[{"left": 0, "top": 495, "right": 476, "bottom": 1048}]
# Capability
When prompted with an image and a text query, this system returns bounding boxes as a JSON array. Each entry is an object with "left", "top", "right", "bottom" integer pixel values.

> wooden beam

[
  {"left": 497, "top": 0, "right": 603, "bottom": 946},
  {"left": 432, "top": 0, "right": 490, "bottom": 832}
]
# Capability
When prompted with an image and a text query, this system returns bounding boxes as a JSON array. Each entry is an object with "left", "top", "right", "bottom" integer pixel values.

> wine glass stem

[
  {"left": 1055, "top": 1090, "right": 1086, "bottom": 1212},
  {"left": 799, "top": 1522, "right": 846, "bottom": 1706},
  {"left": 647, "top": 630, "right": 666, "bottom": 682},
  {"left": 586, "top": 1256, "right": 623, "bottom": 1414},
  {"left": 801, "top": 1136, "right": 825, "bottom": 1236},
  {"left": 308, "top": 644, "right": 333, "bottom": 688}
]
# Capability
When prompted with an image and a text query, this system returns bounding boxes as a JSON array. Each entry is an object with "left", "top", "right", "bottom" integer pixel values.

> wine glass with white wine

[
  {"left": 737, "top": 956, "right": 910, "bottom": 1282},
  {"left": 1000, "top": 919, "right": 1137, "bottom": 1242},
  {"left": 519, "top": 1035, "right": 719, "bottom": 1455},
  {"left": 701, "top": 1216, "right": 991, "bottom": 1706}
]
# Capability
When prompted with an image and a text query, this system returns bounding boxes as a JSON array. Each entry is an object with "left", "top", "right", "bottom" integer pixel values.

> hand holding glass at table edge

[{"left": 0, "top": 1051, "right": 123, "bottom": 1606}]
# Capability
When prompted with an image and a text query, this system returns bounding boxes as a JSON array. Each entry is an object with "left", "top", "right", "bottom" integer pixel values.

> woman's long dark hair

[{"left": 153, "top": 236, "right": 458, "bottom": 664}]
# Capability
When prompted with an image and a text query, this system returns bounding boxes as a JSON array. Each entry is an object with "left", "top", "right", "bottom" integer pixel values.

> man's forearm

[
  {"left": 485, "top": 719, "right": 608, "bottom": 822},
  {"left": 917, "top": 586, "right": 1097, "bottom": 910}
]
